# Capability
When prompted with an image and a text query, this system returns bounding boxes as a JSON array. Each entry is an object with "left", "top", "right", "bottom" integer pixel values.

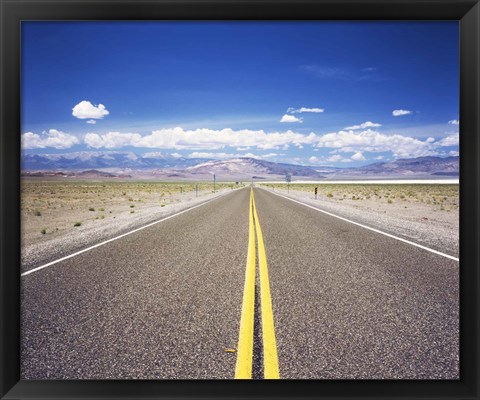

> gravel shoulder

[{"left": 258, "top": 185, "right": 459, "bottom": 258}]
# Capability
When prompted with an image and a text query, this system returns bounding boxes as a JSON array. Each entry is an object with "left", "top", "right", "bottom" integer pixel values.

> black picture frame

[{"left": 1, "top": 1, "right": 479, "bottom": 399}]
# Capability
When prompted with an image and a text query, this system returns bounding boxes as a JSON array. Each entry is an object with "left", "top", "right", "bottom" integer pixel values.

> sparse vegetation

[
  {"left": 19, "top": 178, "right": 243, "bottom": 247},
  {"left": 41, "top": 228, "right": 46, "bottom": 234},
  {"left": 261, "top": 182, "right": 458, "bottom": 212}
]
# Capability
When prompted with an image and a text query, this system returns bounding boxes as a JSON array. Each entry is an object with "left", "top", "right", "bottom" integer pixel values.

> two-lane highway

[{"left": 21, "top": 187, "right": 459, "bottom": 379}]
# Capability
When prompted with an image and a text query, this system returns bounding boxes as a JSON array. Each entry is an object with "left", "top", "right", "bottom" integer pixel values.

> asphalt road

[{"left": 21, "top": 187, "right": 459, "bottom": 379}]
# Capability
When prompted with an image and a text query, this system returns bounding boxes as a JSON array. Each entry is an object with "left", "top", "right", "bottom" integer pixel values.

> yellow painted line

[
  {"left": 252, "top": 191, "right": 280, "bottom": 379},
  {"left": 234, "top": 189, "right": 256, "bottom": 379}
]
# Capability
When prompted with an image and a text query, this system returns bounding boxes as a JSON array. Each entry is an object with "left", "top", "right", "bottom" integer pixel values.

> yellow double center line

[{"left": 235, "top": 188, "right": 280, "bottom": 379}]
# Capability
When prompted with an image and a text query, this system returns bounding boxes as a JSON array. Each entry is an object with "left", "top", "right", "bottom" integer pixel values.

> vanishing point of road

[{"left": 21, "top": 187, "right": 459, "bottom": 379}]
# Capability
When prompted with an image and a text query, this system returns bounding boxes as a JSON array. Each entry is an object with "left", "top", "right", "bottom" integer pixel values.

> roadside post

[
  {"left": 315, "top": 187, "right": 318, "bottom": 200},
  {"left": 213, "top": 174, "right": 216, "bottom": 193},
  {"left": 195, "top": 184, "right": 198, "bottom": 197}
]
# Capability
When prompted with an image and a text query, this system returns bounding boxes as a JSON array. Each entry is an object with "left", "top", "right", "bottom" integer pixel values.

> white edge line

[
  {"left": 262, "top": 188, "right": 459, "bottom": 262},
  {"left": 21, "top": 190, "right": 239, "bottom": 277}
]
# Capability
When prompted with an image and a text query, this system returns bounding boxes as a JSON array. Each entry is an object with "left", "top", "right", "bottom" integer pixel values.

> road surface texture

[{"left": 21, "top": 187, "right": 458, "bottom": 379}]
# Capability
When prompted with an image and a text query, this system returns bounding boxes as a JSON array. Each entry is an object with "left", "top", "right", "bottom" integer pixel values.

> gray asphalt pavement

[{"left": 21, "top": 187, "right": 459, "bottom": 379}]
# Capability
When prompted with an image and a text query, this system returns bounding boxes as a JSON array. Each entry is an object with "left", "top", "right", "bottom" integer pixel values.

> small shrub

[
  {"left": 41, "top": 228, "right": 46, "bottom": 235},
  {"left": 99, "top": 207, "right": 105, "bottom": 211},
  {"left": 130, "top": 205, "right": 135, "bottom": 208},
  {"left": 89, "top": 207, "right": 95, "bottom": 211},
  {"left": 161, "top": 204, "right": 165, "bottom": 207},
  {"left": 130, "top": 210, "right": 135, "bottom": 213},
  {"left": 74, "top": 222, "right": 82, "bottom": 227},
  {"left": 327, "top": 193, "right": 333, "bottom": 198},
  {"left": 33, "top": 209, "right": 41, "bottom": 216},
  {"left": 387, "top": 199, "right": 393, "bottom": 204}
]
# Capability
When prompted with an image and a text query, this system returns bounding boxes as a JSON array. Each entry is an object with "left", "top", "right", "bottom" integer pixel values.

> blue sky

[{"left": 21, "top": 21, "right": 459, "bottom": 166}]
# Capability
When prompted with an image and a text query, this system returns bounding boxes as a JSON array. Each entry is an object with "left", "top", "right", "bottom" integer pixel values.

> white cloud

[
  {"left": 436, "top": 133, "right": 459, "bottom": 147},
  {"left": 187, "top": 152, "right": 238, "bottom": 159},
  {"left": 72, "top": 101, "right": 110, "bottom": 119},
  {"left": 374, "top": 155, "right": 384, "bottom": 160},
  {"left": 449, "top": 150, "right": 459, "bottom": 156},
  {"left": 86, "top": 120, "right": 97, "bottom": 124},
  {"left": 392, "top": 109, "right": 412, "bottom": 117},
  {"left": 186, "top": 151, "right": 283, "bottom": 160},
  {"left": 79, "top": 126, "right": 458, "bottom": 160},
  {"left": 84, "top": 132, "right": 142, "bottom": 148},
  {"left": 308, "top": 154, "right": 351, "bottom": 165},
  {"left": 21, "top": 129, "right": 80, "bottom": 149},
  {"left": 84, "top": 127, "right": 318, "bottom": 150},
  {"left": 351, "top": 151, "right": 366, "bottom": 161},
  {"left": 314, "top": 129, "right": 439, "bottom": 158},
  {"left": 344, "top": 121, "right": 382, "bottom": 130},
  {"left": 280, "top": 114, "right": 303, "bottom": 123},
  {"left": 448, "top": 119, "right": 459, "bottom": 125},
  {"left": 288, "top": 107, "right": 325, "bottom": 114}
]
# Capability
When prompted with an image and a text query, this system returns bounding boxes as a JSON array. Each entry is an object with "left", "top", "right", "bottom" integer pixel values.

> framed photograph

[{"left": 1, "top": 0, "right": 479, "bottom": 399}]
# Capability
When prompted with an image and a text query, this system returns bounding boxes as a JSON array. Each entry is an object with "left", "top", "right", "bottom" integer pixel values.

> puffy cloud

[
  {"left": 308, "top": 154, "right": 351, "bottom": 164},
  {"left": 186, "top": 151, "right": 282, "bottom": 160},
  {"left": 344, "top": 121, "right": 381, "bottom": 130},
  {"left": 83, "top": 127, "right": 317, "bottom": 150},
  {"left": 287, "top": 107, "right": 324, "bottom": 114},
  {"left": 86, "top": 120, "right": 97, "bottom": 124},
  {"left": 84, "top": 132, "right": 142, "bottom": 148},
  {"left": 448, "top": 119, "right": 459, "bottom": 125},
  {"left": 392, "top": 109, "right": 412, "bottom": 116},
  {"left": 280, "top": 114, "right": 303, "bottom": 123},
  {"left": 351, "top": 151, "right": 366, "bottom": 161},
  {"left": 314, "top": 129, "right": 438, "bottom": 158},
  {"left": 79, "top": 126, "right": 458, "bottom": 160},
  {"left": 72, "top": 101, "right": 109, "bottom": 119},
  {"left": 436, "top": 133, "right": 459, "bottom": 147},
  {"left": 187, "top": 152, "right": 240, "bottom": 159},
  {"left": 21, "top": 129, "right": 80, "bottom": 149},
  {"left": 449, "top": 150, "right": 459, "bottom": 156}
]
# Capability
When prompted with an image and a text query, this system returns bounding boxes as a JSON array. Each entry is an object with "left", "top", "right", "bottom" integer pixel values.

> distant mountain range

[
  {"left": 22, "top": 151, "right": 207, "bottom": 170},
  {"left": 21, "top": 152, "right": 459, "bottom": 180}
]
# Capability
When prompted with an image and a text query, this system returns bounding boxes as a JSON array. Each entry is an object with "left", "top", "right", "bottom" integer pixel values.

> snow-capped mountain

[
  {"left": 22, "top": 151, "right": 209, "bottom": 170},
  {"left": 21, "top": 152, "right": 459, "bottom": 180}
]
